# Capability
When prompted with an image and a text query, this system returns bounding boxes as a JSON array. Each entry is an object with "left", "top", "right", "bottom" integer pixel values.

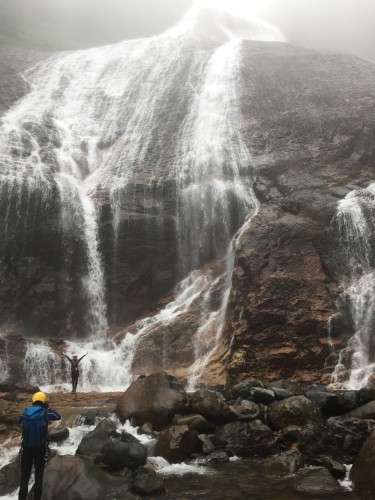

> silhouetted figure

[
  {"left": 64, "top": 353, "right": 88, "bottom": 393},
  {"left": 17, "top": 392, "right": 61, "bottom": 500}
]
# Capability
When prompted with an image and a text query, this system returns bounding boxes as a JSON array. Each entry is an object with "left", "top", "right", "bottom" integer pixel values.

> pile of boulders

[
  {"left": 113, "top": 372, "right": 375, "bottom": 496},
  {"left": 2, "top": 371, "right": 375, "bottom": 498}
]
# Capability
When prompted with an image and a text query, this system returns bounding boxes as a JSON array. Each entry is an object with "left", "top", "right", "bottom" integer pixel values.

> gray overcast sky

[{"left": 0, "top": 0, "right": 374, "bottom": 62}]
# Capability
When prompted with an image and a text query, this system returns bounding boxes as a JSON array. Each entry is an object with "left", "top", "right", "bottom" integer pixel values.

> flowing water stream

[
  {"left": 330, "top": 183, "right": 375, "bottom": 388},
  {"left": 0, "top": 6, "right": 284, "bottom": 390}
]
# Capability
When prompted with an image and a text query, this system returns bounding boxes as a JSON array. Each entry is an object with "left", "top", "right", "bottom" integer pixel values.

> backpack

[{"left": 22, "top": 406, "right": 48, "bottom": 448}]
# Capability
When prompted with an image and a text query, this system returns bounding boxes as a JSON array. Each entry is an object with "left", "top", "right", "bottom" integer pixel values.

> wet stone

[
  {"left": 281, "top": 425, "right": 301, "bottom": 443},
  {"left": 253, "top": 388, "right": 275, "bottom": 404},
  {"left": 323, "top": 456, "right": 347, "bottom": 480},
  {"left": 137, "top": 422, "right": 153, "bottom": 436},
  {"left": 172, "top": 413, "right": 209, "bottom": 432},
  {"left": 258, "top": 451, "right": 304, "bottom": 476},
  {"left": 272, "top": 388, "right": 293, "bottom": 401},
  {"left": 291, "top": 468, "right": 343, "bottom": 495},
  {"left": 49, "top": 427, "right": 70, "bottom": 442},
  {"left": 206, "top": 451, "right": 230, "bottom": 463},
  {"left": 232, "top": 378, "right": 264, "bottom": 399},
  {"left": 191, "top": 390, "right": 222, "bottom": 420},
  {"left": 129, "top": 466, "right": 166, "bottom": 496},
  {"left": 197, "top": 434, "right": 215, "bottom": 455}
]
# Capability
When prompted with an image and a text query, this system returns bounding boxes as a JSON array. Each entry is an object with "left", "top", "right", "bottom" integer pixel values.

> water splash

[
  {"left": 23, "top": 341, "right": 64, "bottom": 387},
  {"left": 0, "top": 337, "right": 10, "bottom": 382},
  {"left": 55, "top": 174, "right": 107, "bottom": 337}
]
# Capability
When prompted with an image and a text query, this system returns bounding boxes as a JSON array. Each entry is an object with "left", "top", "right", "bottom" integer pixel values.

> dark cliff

[{"left": 1, "top": 38, "right": 375, "bottom": 386}]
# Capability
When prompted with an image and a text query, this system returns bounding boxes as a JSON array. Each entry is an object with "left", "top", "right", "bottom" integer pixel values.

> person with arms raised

[{"left": 64, "top": 352, "right": 88, "bottom": 393}]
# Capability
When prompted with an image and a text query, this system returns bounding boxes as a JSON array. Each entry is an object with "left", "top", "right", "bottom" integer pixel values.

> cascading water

[
  {"left": 0, "top": 5, "right": 285, "bottom": 391},
  {"left": 330, "top": 184, "right": 375, "bottom": 388}
]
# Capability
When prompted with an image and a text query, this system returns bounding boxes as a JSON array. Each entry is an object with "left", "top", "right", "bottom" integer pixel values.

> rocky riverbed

[{"left": 1, "top": 371, "right": 375, "bottom": 499}]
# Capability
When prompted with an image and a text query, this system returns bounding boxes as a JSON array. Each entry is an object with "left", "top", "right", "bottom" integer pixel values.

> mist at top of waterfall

[{"left": 167, "top": 6, "right": 286, "bottom": 42}]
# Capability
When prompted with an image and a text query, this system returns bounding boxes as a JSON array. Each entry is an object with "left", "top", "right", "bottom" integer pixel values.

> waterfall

[
  {"left": 55, "top": 174, "right": 107, "bottom": 336},
  {"left": 330, "top": 184, "right": 375, "bottom": 389},
  {"left": 0, "top": 5, "right": 284, "bottom": 390}
]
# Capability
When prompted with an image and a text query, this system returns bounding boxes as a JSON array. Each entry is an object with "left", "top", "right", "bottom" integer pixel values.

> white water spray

[
  {"left": 0, "top": 5, "right": 284, "bottom": 390},
  {"left": 331, "top": 183, "right": 375, "bottom": 388}
]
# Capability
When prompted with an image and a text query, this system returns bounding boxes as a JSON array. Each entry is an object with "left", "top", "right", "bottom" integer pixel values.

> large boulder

[
  {"left": 129, "top": 467, "right": 165, "bottom": 496},
  {"left": 196, "top": 434, "right": 215, "bottom": 454},
  {"left": 351, "top": 430, "right": 375, "bottom": 499},
  {"left": 358, "top": 386, "right": 375, "bottom": 404},
  {"left": 272, "top": 388, "right": 294, "bottom": 401},
  {"left": 291, "top": 468, "right": 343, "bottom": 496},
  {"left": 322, "top": 457, "right": 346, "bottom": 480},
  {"left": 232, "top": 378, "right": 264, "bottom": 399},
  {"left": 28, "top": 454, "right": 129, "bottom": 498},
  {"left": 0, "top": 462, "right": 21, "bottom": 496},
  {"left": 335, "top": 391, "right": 360, "bottom": 413},
  {"left": 269, "top": 396, "right": 323, "bottom": 430},
  {"left": 222, "top": 401, "right": 261, "bottom": 423},
  {"left": 154, "top": 425, "right": 198, "bottom": 463},
  {"left": 306, "top": 391, "right": 338, "bottom": 416},
  {"left": 215, "top": 421, "right": 278, "bottom": 457},
  {"left": 116, "top": 372, "right": 190, "bottom": 431},
  {"left": 49, "top": 427, "right": 70, "bottom": 442},
  {"left": 76, "top": 421, "right": 118, "bottom": 460},
  {"left": 253, "top": 388, "right": 275, "bottom": 404},
  {"left": 344, "top": 400, "right": 375, "bottom": 420},
  {"left": 102, "top": 442, "right": 147, "bottom": 472},
  {"left": 191, "top": 390, "right": 221, "bottom": 420},
  {"left": 0, "top": 399, "right": 25, "bottom": 426},
  {"left": 268, "top": 380, "right": 304, "bottom": 397},
  {"left": 299, "top": 416, "right": 374, "bottom": 465},
  {"left": 171, "top": 413, "right": 209, "bottom": 432}
]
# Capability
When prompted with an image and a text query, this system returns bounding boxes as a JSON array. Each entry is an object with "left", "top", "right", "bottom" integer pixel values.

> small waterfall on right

[{"left": 330, "top": 184, "right": 375, "bottom": 389}]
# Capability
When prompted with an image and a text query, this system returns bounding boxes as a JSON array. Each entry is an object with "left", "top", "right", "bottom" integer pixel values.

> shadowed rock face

[
  {"left": 1, "top": 39, "right": 375, "bottom": 386},
  {"left": 223, "top": 43, "right": 375, "bottom": 387}
]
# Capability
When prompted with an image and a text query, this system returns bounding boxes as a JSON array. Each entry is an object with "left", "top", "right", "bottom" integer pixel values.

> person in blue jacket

[{"left": 17, "top": 391, "right": 61, "bottom": 500}]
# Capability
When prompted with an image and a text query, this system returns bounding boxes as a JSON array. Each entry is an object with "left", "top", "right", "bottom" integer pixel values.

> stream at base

[{"left": 0, "top": 410, "right": 355, "bottom": 500}]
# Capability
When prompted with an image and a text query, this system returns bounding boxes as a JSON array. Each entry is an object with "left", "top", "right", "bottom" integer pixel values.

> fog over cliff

[{"left": 0, "top": 0, "right": 374, "bottom": 63}]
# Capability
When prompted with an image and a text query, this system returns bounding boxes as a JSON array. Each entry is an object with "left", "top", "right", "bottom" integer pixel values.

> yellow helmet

[{"left": 32, "top": 392, "right": 46, "bottom": 404}]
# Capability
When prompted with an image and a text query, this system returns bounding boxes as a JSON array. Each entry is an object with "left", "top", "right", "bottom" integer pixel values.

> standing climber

[
  {"left": 16, "top": 392, "right": 61, "bottom": 500},
  {"left": 64, "top": 353, "right": 88, "bottom": 393}
]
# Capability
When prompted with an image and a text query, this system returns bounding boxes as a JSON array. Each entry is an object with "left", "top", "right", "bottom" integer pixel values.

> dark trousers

[
  {"left": 72, "top": 371, "right": 79, "bottom": 391},
  {"left": 19, "top": 446, "right": 46, "bottom": 500}
]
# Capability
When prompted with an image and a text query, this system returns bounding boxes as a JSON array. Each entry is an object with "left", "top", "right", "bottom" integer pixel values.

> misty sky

[{"left": 0, "top": 0, "right": 374, "bottom": 63}]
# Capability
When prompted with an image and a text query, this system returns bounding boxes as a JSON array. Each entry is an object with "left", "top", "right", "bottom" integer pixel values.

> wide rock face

[
  {"left": 116, "top": 372, "right": 190, "bottom": 431},
  {"left": 351, "top": 430, "right": 375, "bottom": 499},
  {"left": 224, "top": 44, "right": 375, "bottom": 387},
  {"left": 1, "top": 34, "right": 375, "bottom": 388}
]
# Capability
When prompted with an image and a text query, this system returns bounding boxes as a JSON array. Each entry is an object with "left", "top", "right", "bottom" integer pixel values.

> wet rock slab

[{"left": 158, "top": 458, "right": 352, "bottom": 500}]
